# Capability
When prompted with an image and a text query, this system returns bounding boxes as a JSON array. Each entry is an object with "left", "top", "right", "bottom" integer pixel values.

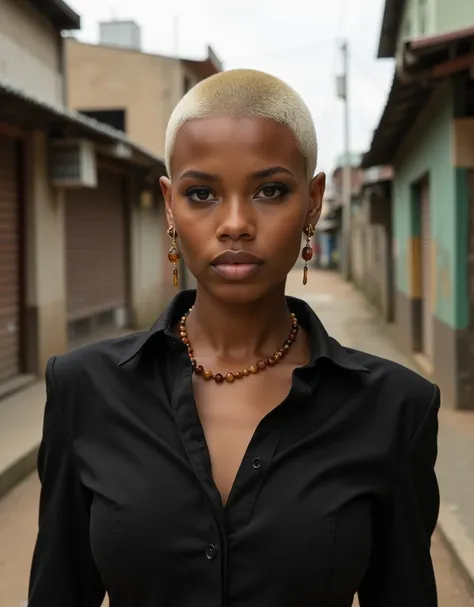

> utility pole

[{"left": 337, "top": 40, "right": 351, "bottom": 280}]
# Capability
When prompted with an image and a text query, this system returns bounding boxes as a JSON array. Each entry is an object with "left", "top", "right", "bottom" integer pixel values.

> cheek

[
  {"left": 268, "top": 214, "right": 305, "bottom": 253},
  {"left": 175, "top": 224, "right": 208, "bottom": 271},
  {"left": 263, "top": 224, "right": 305, "bottom": 277}
]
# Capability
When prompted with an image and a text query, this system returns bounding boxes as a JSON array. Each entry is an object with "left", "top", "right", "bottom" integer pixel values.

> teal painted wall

[
  {"left": 393, "top": 85, "right": 459, "bottom": 328},
  {"left": 435, "top": 0, "right": 474, "bottom": 36},
  {"left": 455, "top": 168, "right": 470, "bottom": 329},
  {"left": 397, "top": 0, "right": 434, "bottom": 49},
  {"left": 396, "top": 0, "right": 474, "bottom": 56}
]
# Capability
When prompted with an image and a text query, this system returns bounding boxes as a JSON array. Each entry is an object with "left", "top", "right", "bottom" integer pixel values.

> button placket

[
  {"left": 170, "top": 359, "right": 227, "bottom": 529},
  {"left": 225, "top": 427, "right": 282, "bottom": 531}
]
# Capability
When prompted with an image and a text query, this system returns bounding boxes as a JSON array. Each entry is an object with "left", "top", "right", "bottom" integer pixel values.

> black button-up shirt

[{"left": 29, "top": 290, "right": 440, "bottom": 606}]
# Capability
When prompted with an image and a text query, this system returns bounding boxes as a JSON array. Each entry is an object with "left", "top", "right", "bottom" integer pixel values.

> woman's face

[{"left": 160, "top": 115, "right": 325, "bottom": 303}]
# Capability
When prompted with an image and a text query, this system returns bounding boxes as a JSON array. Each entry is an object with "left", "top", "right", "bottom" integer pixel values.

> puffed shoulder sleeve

[
  {"left": 358, "top": 383, "right": 440, "bottom": 606},
  {"left": 28, "top": 356, "right": 106, "bottom": 606}
]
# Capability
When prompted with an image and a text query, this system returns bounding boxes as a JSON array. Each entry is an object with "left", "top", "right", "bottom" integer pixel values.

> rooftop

[
  {"left": 363, "top": 26, "right": 474, "bottom": 168},
  {"left": 28, "top": 0, "right": 81, "bottom": 30},
  {"left": 0, "top": 79, "right": 165, "bottom": 173},
  {"left": 377, "top": 0, "right": 405, "bottom": 58}
]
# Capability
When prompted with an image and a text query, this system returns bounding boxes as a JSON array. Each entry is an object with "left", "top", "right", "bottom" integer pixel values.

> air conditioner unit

[{"left": 50, "top": 138, "right": 97, "bottom": 188}]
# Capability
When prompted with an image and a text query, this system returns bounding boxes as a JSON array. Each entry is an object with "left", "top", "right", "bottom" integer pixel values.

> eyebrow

[
  {"left": 179, "top": 170, "right": 220, "bottom": 181},
  {"left": 179, "top": 166, "right": 295, "bottom": 181}
]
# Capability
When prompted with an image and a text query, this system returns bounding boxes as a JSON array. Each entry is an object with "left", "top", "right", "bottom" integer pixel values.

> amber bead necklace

[{"left": 179, "top": 307, "right": 300, "bottom": 383}]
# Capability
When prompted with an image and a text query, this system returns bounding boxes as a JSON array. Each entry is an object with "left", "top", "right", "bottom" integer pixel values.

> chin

[{"left": 198, "top": 279, "right": 282, "bottom": 305}]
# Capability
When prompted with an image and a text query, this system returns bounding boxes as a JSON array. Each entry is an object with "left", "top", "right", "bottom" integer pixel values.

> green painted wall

[
  {"left": 396, "top": 0, "right": 474, "bottom": 54},
  {"left": 393, "top": 85, "right": 459, "bottom": 328},
  {"left": 435, "top": 0, "right": 474, "bottom": 35},
  {"left": 455, "top": 168, "right": 470, "bottom": 329},
  {"left": 396, "top": 0, "right": 435, "bottom": 51}
]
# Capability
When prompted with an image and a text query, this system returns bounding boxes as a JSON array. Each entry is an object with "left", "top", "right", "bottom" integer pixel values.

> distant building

[
  {"left": 319, "top": 155, "right": 365, "bottom": 271},
  {"left": 99, "top": 20, "right": 142, "bottom": 51},
  {"left": 65, "top": 24, "right": 222, "bottom": 159},
  {"left": 65, "top": 26, "right": 222, "bottom": 291}
]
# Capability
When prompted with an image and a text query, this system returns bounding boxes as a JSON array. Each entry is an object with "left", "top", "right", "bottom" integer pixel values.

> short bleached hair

[{"left": 164, "top": 69, "right": 317, "bottom": 180}]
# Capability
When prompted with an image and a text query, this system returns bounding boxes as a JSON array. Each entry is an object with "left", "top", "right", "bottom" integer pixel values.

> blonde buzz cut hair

[{"left": 164, "top": 68, "right": 318, "bottom": 180}]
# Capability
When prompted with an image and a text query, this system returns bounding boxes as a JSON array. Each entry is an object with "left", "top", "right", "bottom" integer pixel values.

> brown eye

[
  {"left": 262, "top": 186, "right": 279, "bottom": 198},
  {"left": 256, "top": 184, "right": 290, "bottom": 199},
  {"left": 187, "top": 188, "right": 213, "bottom": 202}
]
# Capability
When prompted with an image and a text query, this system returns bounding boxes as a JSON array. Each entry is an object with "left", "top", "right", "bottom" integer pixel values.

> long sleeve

[
  {"left": 358, "top": 384, "right": 440, "bottom": 606},
  {"left": 28, "top": 356, "right": 106, "bottom": 606}
]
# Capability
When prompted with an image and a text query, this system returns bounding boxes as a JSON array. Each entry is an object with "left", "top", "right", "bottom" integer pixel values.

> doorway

[{"left": 413, "top": 176, "right": 434, "bottom": 362}]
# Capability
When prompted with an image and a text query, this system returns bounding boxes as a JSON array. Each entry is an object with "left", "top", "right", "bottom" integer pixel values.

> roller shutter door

[
  {"left": 0, "top": 135, "right": 22, "bottom": 382},
  {"left": 66, "top": 170, "right": 127, "bottom": 323}
]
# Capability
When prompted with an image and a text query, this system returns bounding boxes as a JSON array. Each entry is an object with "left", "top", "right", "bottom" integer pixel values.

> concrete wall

[
  {"left": 24, "top": 131, "right": 67, "bottom": 373},
  {"left": 66, "top": 40, "right": 186, "bottom": 159},
  {"left": 129, "top": 193, "right": 175, "bottom": 328},
  {"left": 393, "top": 85, "right": 456, "bottom": 327},
  {"left": 351, "top": 191, "right": 393, "bottom": 322},
  {"left": 0, "top": 0, "right": 63, "bottom": 104}
]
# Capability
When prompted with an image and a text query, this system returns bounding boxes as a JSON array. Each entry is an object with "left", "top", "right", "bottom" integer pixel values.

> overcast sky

[{"left": 67, "top": 0, "right": 394, "bottom": 176}]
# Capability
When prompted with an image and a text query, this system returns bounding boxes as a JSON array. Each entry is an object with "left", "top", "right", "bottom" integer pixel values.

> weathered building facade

[
  {"left": 0, "top": 1, "right": 166, "bottom": 397},
  {"left": 65, "top": 23, "right": 222, "bottom": 293},
  {"left": 363, "top": 0, "right": 474, "bottom": 408}
]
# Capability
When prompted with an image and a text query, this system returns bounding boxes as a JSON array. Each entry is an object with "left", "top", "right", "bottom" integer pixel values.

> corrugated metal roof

[
  {"left": 408, "top": 24, "right": 474, "bottom": 52},
  {"left": 362, "top": 75, "right": 433, "bottom": 168},
  {"left": 363, "top": 27, "right": 474, "bottom": 168},
  {"left": 0, "top": 79, "right": 165, "bottom": 170},
  {"left": 28, "top": 0, "right": 81, "bottom": 30},
  {"left": 377, "top": 0, "right": 406, "bottom": 58}
]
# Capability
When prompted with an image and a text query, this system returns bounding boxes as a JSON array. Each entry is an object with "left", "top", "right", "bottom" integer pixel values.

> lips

[{"left": 211, "top": 250, "right": 264, "bottom": 281}]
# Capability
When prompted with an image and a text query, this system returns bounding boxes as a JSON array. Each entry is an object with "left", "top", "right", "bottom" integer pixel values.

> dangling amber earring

[
  {"left": 167, "top": 226, "right": 180, "bottom": 287},
  {"left": 302, "top": 224, "right": 315, "bottom": 285}
]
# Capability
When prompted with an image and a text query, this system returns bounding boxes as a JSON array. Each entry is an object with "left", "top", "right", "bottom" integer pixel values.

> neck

[{"left": 186, "top": 283, "right": 293, "bottom": 360}]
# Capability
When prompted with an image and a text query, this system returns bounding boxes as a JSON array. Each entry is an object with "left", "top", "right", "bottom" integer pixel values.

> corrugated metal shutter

[
  {"left": 420, "top": 181, "right": 434, "bottom": 360},
  {"left": 66, "top": 170, "right": 127, "bottom": 321},
  {"left": 0, "top": 135, "right": 21, "bottom": 382}
]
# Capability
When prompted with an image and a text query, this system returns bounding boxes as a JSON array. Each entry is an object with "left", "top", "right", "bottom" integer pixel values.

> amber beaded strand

[
  {"left": 179, "top": 308, "right": 299, "bottom": 383},
  {"left": 301, "top": 244, "right": 313, "bottom": 286}
]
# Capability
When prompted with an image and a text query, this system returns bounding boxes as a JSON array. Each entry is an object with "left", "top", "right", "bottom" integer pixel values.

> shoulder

[
  {"left": 44, "top": 332, "right": 155, "bottom": 432},
  {"left": 341, "top": 344, "right": 439, "bottom": 445},
  {"left": 47, "top": 331, "right": 147, "bottom": 391}
]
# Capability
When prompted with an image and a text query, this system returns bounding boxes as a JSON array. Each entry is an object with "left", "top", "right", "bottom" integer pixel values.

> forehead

[{"left": 171, "top": 115, "right": 306, "bottom": 178}]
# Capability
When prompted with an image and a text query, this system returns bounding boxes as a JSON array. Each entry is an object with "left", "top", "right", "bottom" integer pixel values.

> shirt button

[
  {"left": 205, "top": 544, "right": 217, "bottom": 560},
  {"left": 252, "top": 457, "right": 263, "bottom": 469}
]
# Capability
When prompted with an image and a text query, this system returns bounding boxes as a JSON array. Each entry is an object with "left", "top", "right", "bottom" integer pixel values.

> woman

[{"left": 29, "top": 69, "right": 440, "bottom": 606}]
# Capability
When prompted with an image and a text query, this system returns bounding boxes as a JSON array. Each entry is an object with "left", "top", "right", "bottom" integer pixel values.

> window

[{"left": 80, "top": 109, "right": 127, "bottom": 133}]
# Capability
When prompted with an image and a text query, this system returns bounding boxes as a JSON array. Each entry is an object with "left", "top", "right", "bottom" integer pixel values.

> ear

[
  {"left": 159, "top": 176, "right": 174, "bottom": 228},
  {"left": 306, "top": 172, "right": 325, "bottom": 226}
]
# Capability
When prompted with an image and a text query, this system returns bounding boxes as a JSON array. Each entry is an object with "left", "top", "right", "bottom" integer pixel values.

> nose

[{"left": 215, "top": 197, "right": 256, "bottom": 242}]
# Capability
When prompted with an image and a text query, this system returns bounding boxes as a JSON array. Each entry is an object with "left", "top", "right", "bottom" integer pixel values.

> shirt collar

[{"left": 118, "top": 289, "right": 369, "bottom": 374}]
